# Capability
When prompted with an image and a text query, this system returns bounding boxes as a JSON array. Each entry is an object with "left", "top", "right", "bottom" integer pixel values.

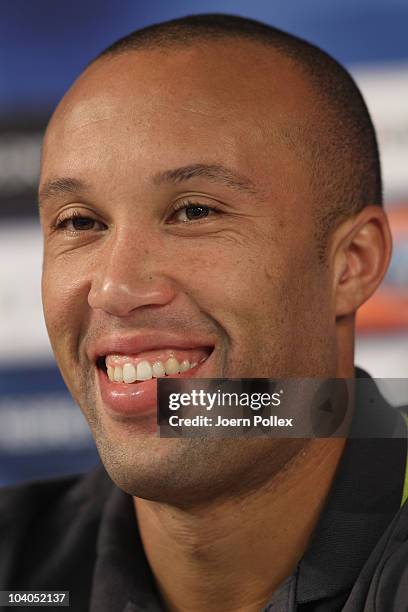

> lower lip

[{"left": 97, "top": 359, "right": 211, "bottom": 418}]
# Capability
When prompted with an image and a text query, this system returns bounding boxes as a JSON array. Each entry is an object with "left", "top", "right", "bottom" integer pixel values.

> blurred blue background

[{"left": 1, "top": 0, "right": 407, "bottom": 485}]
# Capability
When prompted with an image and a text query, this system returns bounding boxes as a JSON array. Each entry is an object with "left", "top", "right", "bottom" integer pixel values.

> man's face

[{"left": 39, "top": 42, "right": 337, "bottom": 503}]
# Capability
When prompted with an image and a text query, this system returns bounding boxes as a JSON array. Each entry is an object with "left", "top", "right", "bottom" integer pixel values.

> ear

[{"left": 331, "top": 206, "right": 392, "bottom": 317}]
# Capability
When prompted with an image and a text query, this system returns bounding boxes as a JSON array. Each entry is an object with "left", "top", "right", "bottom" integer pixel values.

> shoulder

[
  {"left": 373, "top": 500, "right": 408, "bottom": 610},
  {"left": 348, "top": 501, "right": 408, "bottom": 611},
  {"left": 0, "top": 464, "right": 112, "bottom": 524},
  {"left": 0, "top": 474, "right": 79, "bottom": 521},
  {"left": 0, "top": 465, "right": 114, "bottom": 589}
]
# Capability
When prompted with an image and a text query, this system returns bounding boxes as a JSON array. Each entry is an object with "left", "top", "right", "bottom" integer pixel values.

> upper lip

[{"left": 88, "top": 331, "right": 216, "bottom": 363}]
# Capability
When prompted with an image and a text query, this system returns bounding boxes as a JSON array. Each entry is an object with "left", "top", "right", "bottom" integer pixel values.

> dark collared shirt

[{"left": 1, "top": 373, "right": 408, "bottom": 611}]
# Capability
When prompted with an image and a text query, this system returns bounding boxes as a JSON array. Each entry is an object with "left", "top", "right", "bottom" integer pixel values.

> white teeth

[
  {"left": 152, "top": 361, "right": 166, "bottom": 378},
  {"left": 164, "top": 356, "right": 180, "bottom": 375},
  {"left": 105, "top": 355, "right": 206, "bottom": 383},
  {"left": 123, "top": 363, "right": 137, "bottom": 383},
  {"left": 136, "top": 360, "right": 153, "bottom": 381},
  {"left": 180, "top": 359, "right": 190, "bottom": 372},
  {"left": 114, "top": 366, "right": 123, "bottom": 382}
]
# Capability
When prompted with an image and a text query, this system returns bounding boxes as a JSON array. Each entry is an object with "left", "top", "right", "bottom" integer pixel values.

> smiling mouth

[{"left": 96, "top": 346, "right": 213, "bottom": 384}]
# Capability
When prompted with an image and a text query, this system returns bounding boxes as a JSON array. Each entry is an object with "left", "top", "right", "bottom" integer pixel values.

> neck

[{"left": 133, "top": 438, "right": 346, "bottom": 612}]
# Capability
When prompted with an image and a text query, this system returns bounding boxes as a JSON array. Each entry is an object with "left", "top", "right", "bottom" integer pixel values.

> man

[{"left": 1, "top": 13, "right": 407, "bottom": 612}]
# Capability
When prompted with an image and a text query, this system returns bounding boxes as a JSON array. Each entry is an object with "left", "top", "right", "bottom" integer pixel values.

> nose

[{"left": 88, "top": 231, "right": 177, "bottom": 317}]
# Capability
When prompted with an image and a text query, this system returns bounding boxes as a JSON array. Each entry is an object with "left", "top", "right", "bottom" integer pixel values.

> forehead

[{"left": 41, "top": 42, "right": 314, "bottom": 198}]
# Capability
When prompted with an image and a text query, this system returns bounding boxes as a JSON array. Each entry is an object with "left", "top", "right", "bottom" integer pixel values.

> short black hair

[{"left": 96, "top": 13, "right": 382, "bottom": 256}]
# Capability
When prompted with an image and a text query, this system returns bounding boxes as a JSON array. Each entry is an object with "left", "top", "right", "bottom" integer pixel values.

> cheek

[
  {"left": 177, "top": 236, "right": 288, "bottom": 334},
  {"left": 193, "top": 237, "right": 332, "bottom": 373},
  {"left": 41, "top": 252, "right": 89, "bottom": 363}
]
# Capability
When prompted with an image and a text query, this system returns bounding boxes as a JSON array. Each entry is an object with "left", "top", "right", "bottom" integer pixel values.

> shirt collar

[{"left": 89, "top": 485, "right": 163, "bottom": 612}]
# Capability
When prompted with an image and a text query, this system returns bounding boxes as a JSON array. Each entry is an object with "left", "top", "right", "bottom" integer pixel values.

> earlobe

[{"left": 332, "top": 206, "right": 392, "bottom": 318}]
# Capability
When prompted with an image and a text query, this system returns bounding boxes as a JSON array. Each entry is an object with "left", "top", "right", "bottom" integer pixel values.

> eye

[
  {"left": 53, "top": 211, "right": 106, "bottom": 233},
  {"left": 170, "top": 200, "right": 219, "bottom": 224},
  {"left": 67, "top": 216, "right": 95, "bottom": 231}
]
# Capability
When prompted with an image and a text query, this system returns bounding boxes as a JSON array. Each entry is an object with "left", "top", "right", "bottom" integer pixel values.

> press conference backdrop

[{"left": 1, "top": 0, "right": 407, "bottom": 485}]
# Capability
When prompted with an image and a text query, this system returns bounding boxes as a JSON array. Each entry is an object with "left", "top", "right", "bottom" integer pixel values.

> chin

[
  {"left": 94, "top": 434, "right": 307, "bottom": 508},
  {"left": 93, "top": 432, "right": 217, "bottom": 504}
]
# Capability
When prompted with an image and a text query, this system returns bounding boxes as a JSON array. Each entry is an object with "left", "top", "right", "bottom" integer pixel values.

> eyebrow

[
  {"left": 38, "top": 177, "right": 88, "bottom": 207},
  {"left": 38, "top": 163, "right": 258, "bottom": 207},
  {"left": 153, "top": 163, "right": 258, "bottom": 194}
]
